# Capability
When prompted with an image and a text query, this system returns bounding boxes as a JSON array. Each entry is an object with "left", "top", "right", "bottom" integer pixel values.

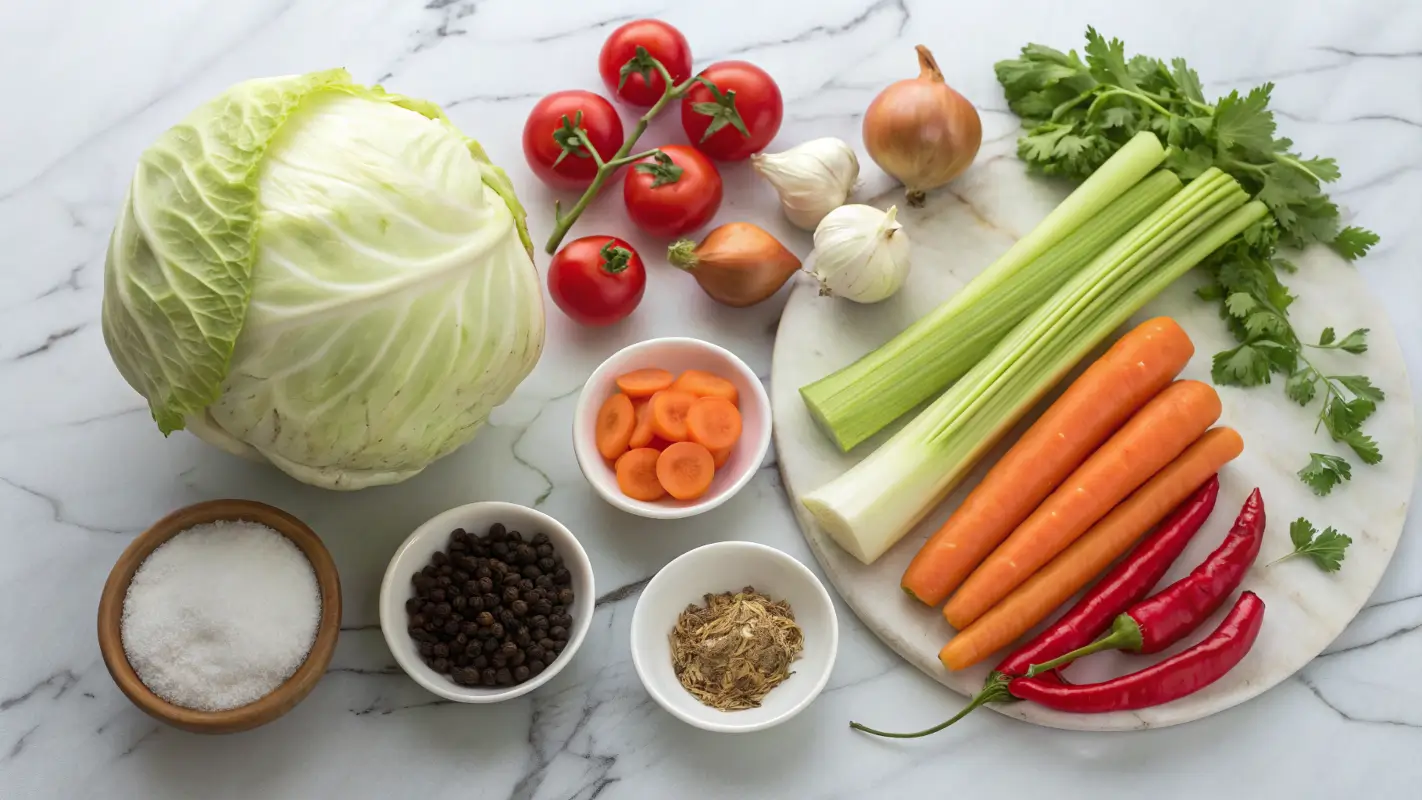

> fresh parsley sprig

[
  {"left": 995, "top": 28, "right": 1384, "bottom": 494},
  {"left": 1269, "top": 517, "right": 1352, "bottom": 573}
]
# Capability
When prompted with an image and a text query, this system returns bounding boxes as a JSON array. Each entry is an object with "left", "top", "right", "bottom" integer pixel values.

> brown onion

[
  {"left": 667, "top": 223, "right": 801, "bottom": 307},
  {"left": 863, "top": 45, "right": 982, "bottom": 207}
]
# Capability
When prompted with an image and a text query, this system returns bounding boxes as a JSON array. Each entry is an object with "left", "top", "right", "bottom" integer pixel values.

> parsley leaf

[
  {"left": 1343, "top": 430, "right": 1382, "bottom": 465},
  {"left": 1334, "top": 374, "right": 1384, "bottom": 403},
  {"left": 1336, "top": 328, "right": 1369, "bottom": 354},
  {"left": 1331, "top": 226, "right": 1380, "bottom": 260},
  {"left": 1214, "top": 85, "right": 1276, "bottom": 152},
  {"left": 1272, "top": 518, "right": 1351, "bottom": 573},
  {"left": 1298, "top": 453, "right": 1352, "bottom": 496},
  {"left": 1285, "top": 367, "right": 1318, "bottom": 405}
]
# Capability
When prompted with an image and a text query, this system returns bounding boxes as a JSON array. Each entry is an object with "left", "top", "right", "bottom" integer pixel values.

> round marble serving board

[{"left": 771, "top": 159, "right": 1417, "bottom": 731}]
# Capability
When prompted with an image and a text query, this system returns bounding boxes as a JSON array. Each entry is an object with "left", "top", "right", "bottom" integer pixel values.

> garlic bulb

[
  {"left": 809, "top": 204, "right": 910, "bottom": 303},
  {"left": 751, "top": 138, "right": 860, "bottom": 231}
]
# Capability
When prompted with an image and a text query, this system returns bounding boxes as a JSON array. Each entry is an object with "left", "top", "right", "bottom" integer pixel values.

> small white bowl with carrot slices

[{"left": 573, "top": 337, "right": 772, "bottom": 519}]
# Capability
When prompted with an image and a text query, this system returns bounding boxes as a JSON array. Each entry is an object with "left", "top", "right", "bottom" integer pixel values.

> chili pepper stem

[
  {"left": 1026, "top": 614, "right": 1144, "bottom": 677},
  {"left": 849, "top": 673, "right": 1013, "bottom": 739},
  {"left": 544, "top": 57, "right": 699, "bottom": 254}
]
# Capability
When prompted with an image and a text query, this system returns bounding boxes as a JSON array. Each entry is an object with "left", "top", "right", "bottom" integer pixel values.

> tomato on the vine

[
  {"left": 680, "top": 61, "right": 783, "bottom": 162},
  {"left": 598, "top": 20, "right": 693, "bottom": 107},
  {"left": 522, "top": 91, "right": 624, "bottom": 191},
  {"left": 548, "top": 236, "right": 646, "bottom": 326},
  {"left": 622, "top": 145, "right": 723, "bottom": 238}
]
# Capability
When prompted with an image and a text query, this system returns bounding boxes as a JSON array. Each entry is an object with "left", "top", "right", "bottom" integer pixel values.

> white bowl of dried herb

[{"left": 630, "top": 541, "right": 838, "bottom": 732}]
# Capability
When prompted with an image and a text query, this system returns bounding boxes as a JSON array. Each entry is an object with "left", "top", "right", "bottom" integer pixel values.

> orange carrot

[
  {"left": 672, "top": 369, "right": 739, "bottom": 405},
  {"left": 628, "top": 397, "right": 656, "bottom": 448},
  {"left": 711, "top": 445, "right": 733, "bottom": 468},
  {"left": 657, "top": 441, "right": 715, "bottom": 500},
  {"left": 940, "top": 427, "right": 1243, "bottom": 670},
  {"left": 616, "top": 448, "right": 666, "bottom": 501},
  {"left": 943, "top": 379, "right": 1222, "bottom": 629},
  {"left": 616, "top": 368, "right": 675, "bottom": 398},
  {"left": 650, "top": 390, "right": 697, "bottom": 442},
  {"left": 902, "top": 317, "right": 1195, "bottom": 606},
  {"left": 595, "top": 393, "right": 636, "bottom": 460},
  {"left": 686, "top": 397, "right": 743, "bottom": 451},
  {"left": 647, "top": 436, "right": 675, "bottom": 451}
]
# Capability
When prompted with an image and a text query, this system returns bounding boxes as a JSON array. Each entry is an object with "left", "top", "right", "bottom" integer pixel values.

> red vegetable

[
  {"left": 598, "top": 19, "right": 693, "bottom": 107},
  {"left": 1025, "top": 488, "right": 1265, "bottom": 675},
  {"left": 522, "top": 91, "right": 625, "bottom": 191},
  {"left": 849, "top": 477, "right": 1218, "bottom": 739},
  {"left": 1009, "top": 591, "right": 1266, "bottom": 713},
  {"left": 623, "top": 145, "right": 723, "bottom": 238},
  {"left": 547, "top": 236, "right": 645, "bottom": 326},
  {"left": 680, "top": 61, "right": 783, "bottom": 161}
]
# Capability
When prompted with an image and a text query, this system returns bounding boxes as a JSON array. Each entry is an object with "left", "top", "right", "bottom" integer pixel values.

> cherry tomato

[
  {"left": 522, "top": 91, "right": 624, "bottom": 191},
  {"left": 622, "top": 146, "right": 723, "bottom": 238},
  {"left": 680, "top": 61, "right": 783, "bottom": 162},
  {"left": 548, "top": 236, "right": 646, "bottom": 326},
  {"left": 598, "top": 20, "right": 693, "bottom": 107}
]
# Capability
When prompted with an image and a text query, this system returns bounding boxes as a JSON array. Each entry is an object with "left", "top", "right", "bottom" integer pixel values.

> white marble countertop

[{"left": 2, "top": 0, "right": 1420, "bottom": 797}]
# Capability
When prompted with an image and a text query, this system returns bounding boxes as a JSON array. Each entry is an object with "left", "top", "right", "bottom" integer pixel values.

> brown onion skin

[
  {"left": 863, "top": 45, "right": 982, "bottom": 207},
  {"left": 670, "top": 223, "right": 802, "bottom": 307}
]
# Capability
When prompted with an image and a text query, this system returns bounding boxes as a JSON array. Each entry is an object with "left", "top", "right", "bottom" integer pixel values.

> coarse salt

[{"left": 121, "top": 519, "right": 321, "bottom": 712}]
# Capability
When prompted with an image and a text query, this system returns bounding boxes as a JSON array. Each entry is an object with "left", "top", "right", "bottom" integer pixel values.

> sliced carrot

[
  {"left": 940, "top": 428, "right": 1244, "bottom": 670},
  {"left": 649, "top": 390, "right": 697, "bottom": 442},
  {"left": 943, "top": 379, "right": 1222, "bottom": 629},
  {"left": 711, "top": 445, "right": 732, "bottom": 468},
  {"left": 647, "top": 436, "right": 675, "bottom": 451},
  {"left": 595, "top": 392, "right": 636, "bottom": 460},
  {"left": 616, "top": 448, "right": 666, "bottom": 501},
  {"left": 628, "top": 397, "right": 656, "bottom": 448},
  {"left": 686, "top": 397, "right": 743, "bottom": 451},
  {"left": 672, "top": 369, "right": 739, "bottom": 405},
  {"left": 616, "top": 368, "right": 675, "bottom": 398},
  {"left": 903, "top": 317, "right": 1195, "bottom": 607},
  {"left": 656, "top": 441, "right": 715, "bottom": 500}
]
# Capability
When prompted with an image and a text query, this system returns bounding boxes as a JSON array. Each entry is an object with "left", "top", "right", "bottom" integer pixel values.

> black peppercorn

[
  {"left": 511, "top": 649, "right": 526, "bottom": 667},
  {"left": 530, "top": 615, "right": 548, "bottom": 630},
  {"left": 537, "top": 557, "right": 555, "bottom": 572},
  {"left": 430, "top": 588, "right": 447, "bottom": 603},
  {"left": 434, "top": 603, "right": 452, "bottom": 618},
  {"left": 539, "top": 638, "right": 556, "bottom": 651},
  {"left": 432, "top": 551, "right": 449, "bottom": 567},
  {"left": 454, "top": 667, "right": 479, "bottom": 686},
  {"left": 432, "top": 658, "right": 450, "bottom": 673},
  {"left": 453, "top": 633, "right": 469, "bottom": 648},
  {"left": 515, "top": 630, "right": 532, "bottom": 648},
  {"left": 405, "top": 597, "right": 423, "bottom": 614},
  {"left": 483, "top": 637, "right": 499, "bottom": 654},
  {"left": 483, "top": 593, "right": 500, "bottom": 609},
  {"left": 499, "top": 609, "right": 517, "bottom": 627},
  {"left": 495, "top": 668, "right": 512, "bottom": 686},
  {"left": 482, "top": 668, "right": 498, "bottom": 686},
  {"left": 531, "top": 599, "right": 552, "bottom": 616},
  {"left": 528, "top": 659, "right": 545, "bottom": 675},
  {"left": 410, "top": 613, "right": 427, "bottom": 629},
  {"left": 489, "top": 560, "right": 508, "bottom": 576},
  {"left": 514, "top": 665, "right": 530, "bottom": 682},
  {"left": 508, "top": 530, "right": 524, "bottom": 543},
  {"left": 449, "top": 539, "right": 467, "bottom": 554},
  {"left": 438, "top": 564, "right": 454, "bottom": 577},
  {"left": 452, "top": 595, "right": 467, "bottom": 611},
  {"left": 443, "top": 620, "right": 460, "bottom": 635},
  {"left": 523, "top": 590, "right": 540, "bottom": 605},
  {"left": 454, "top": 569, "right": 470, "bottom": 583},
  {"left": 418, "top": 642, "right": 434, "bottom": 657},
  {"left": 532, "top": 532, "right": 549, "bottom": 546},
  {"left": 502, "top": 585, "right": 520, "bottom": 604},
  {"left": 422, "top": 564, "right": 438, "bottom": 578},
  {"left": 550, "top": 626, "right": 567, "bottom": 641},
  {"left": 433, "top": 643, "right": 450, "bottom": 658},
  {"left": 554, "top": 568, "right": 571, "bottom": 585},
  {"left": 500, "top": 641, "right": 518, "bottom": 658},
  {"left": 473, "top": 611, "right": 493, "bottom": 627},
  {"left": 534, "top": 575, "right": 554, "bottom": 590},
  {"left": 511, "top": 599, "right": 529, "bottom": 617},
  {"left": 492, "top": 542, "right": 510, "bottom": 558},
  {"left": 466, "top": 642, "right": 482, "bottom": 658},
  {"left": 535, "top": 543, "right": 552, "bottom": 558},
  {"left": 491, "top": 654, "right": 507, "bottom": 669},
  {"left": 460, "top": 621, "right": 478, "bottom": 637},
  {"left": 519, "top": 578, "right": 536, "bottom": 593},
  {"left": 488, "top": 523, "right": 506, "bottom": 540},
  {"left": 489, "top": 622, "right": 505, "bottom": 639},
  {"left": 473, "top": 655, "right": 488, "bottom": 669},
  {"left": 477, "top": 576, "right": 495, "bottom": 594},
  {"left": 557, "top": 588, "right": 574, "bottom": 606},
  {"left": 528, "top": 645, "right": 546, "bottom": 662}
]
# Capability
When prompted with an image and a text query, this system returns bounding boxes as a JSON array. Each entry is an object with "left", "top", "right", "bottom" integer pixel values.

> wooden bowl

[{"left": 97, "top": 499, "right": 342, "bottom": 734}]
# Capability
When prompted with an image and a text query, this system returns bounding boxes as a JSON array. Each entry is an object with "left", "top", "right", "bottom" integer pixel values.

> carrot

[
  {"left": 656, "top": 441, "right": 716, "bottom": 500},
  {"left": 628, "top": 397, "right": 656, "bottom": 449},
  {"left": 647, "top": 436, "right": 675, "bottom": 451},
  {"left": 617, "top": 368, "right": 675, "bottom": 398},
  {"left": 711, "top": 445, "right": 733, "bottom": 468},
  {"left": 649, "top": 390, "right": 697, "bottom": 442},
  {"left": 940, "top": 427, "right": 1244, "bottom": 670},
  {"left": 902, "top": 317, "right": 1194, "bottom": 606},
  {"left": 596, "top": 392, "right": 636, "bottom": 460},
  {"left": 672, "top": 369, "right": 739, "bottom": 405},
  {"left": 943, "top": 379, "right": 1222, "bottom": 629},
  {"left": 616, "top": 448, "right": 666, "bottom": 501},
  {"left": 686, "top": 397, "right": 742, "bottom": 451}
]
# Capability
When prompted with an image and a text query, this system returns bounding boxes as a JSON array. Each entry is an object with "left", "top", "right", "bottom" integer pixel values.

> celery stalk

[
  {"left": 803, "top": 174, "right": 1266, "bottom": 565},
  {"left": 800, "top": 132, "right": 1171, "bottom": 452}
]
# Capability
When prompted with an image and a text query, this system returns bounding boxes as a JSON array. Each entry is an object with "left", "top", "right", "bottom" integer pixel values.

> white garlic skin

[
  {"left": 809, "top": 204, "right": 911, "bottom": 303},
  {"left": 751, "top": 138, "right": 860, "bottom": 231}
]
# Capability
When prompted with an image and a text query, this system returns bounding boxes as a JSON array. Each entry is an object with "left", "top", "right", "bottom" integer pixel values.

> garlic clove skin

[
  {"left": 809, "top": 204, "right": 911, "bottom": 304},
  {"left": 751, "top": 137, "right": 860, "bottom": 231}
]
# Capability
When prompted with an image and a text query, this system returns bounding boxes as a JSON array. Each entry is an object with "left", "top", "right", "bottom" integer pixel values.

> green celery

[
  {"left": 800, "top": 132, "right": 1172, "bottom": 452},
  {"left": 804, "top": 171, "right": 1265, "bottom": 565}
]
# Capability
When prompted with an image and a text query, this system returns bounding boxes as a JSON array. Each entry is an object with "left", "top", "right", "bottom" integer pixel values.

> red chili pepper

[
  {"left": 1025, "top": 488, "right": 1265, "bottom": 676},
  {"left": 1010, "top": 591, "right": 1265, "bottom": 713},
  {"left": 848, "top": 477, "right": 1219, "bottom": 739}
]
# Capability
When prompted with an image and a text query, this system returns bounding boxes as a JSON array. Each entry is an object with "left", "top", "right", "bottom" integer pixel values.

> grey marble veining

[{"left": 1, "top": 0, "right": 1420, "bottom": 797}]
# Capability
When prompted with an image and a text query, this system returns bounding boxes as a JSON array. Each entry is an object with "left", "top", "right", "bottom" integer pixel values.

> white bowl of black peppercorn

[{"left": 379, "top": 502, "right": 594, "bottom": 703}]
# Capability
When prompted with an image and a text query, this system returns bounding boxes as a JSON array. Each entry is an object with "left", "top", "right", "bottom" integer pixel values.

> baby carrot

[
  {"left": 617, "top": 368, "right": 675, "bottom": 398},
  {"left": 940, "top": 428, "right": 1242, "bottom": 670},
  {"left": 595, "top": 392, "right": 636, "bottom": 460},
  {"left": 943, "top": 379, "right": 1222, "bottom": 629},
  {"left": 628, "top": 397, "right": 656, "bottom": 448},
  {"left": 686, "top": 397, "right": 742, "bottom": 451},
  {"left": 616, "top": 448, "right": 666, "bottom": 501},
  {"left": 649, "top": 390, "right": 697, "bottom": 442},
  {"left": 902, "top": 318, "right": 1194, "bottom": 606},
  {"left": 672, "top": 369, "right": 739, "bottom": 405},
  {"left": 656, "top": 441, "right": 715, "bottom": 500}
]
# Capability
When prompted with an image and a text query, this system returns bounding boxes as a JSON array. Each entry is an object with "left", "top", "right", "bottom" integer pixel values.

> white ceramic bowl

[
  {"left": 630, "top": 541, "right": 838, "bottom": 733},
  {"left": 573, "top": 337, "right": 772, "bottom": 519},
  {"left": 379, "top": 502, "right": 594, "bottom": 703}
]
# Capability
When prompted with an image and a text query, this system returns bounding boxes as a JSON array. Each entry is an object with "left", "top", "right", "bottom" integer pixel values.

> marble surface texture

[{"left": 1, "top": 0, "right": 1419, "bottom": 797}]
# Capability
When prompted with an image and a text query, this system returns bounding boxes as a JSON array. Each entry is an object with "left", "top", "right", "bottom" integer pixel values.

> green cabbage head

[{"left": 102, "top": 69, "right": 544, "bottom": 489}]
